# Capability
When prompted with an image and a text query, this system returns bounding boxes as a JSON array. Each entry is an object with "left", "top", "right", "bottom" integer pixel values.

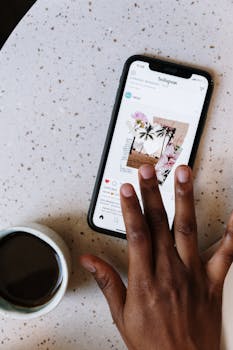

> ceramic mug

[{"left": 0, "top": 223, "right": 71, "bottom": 319}]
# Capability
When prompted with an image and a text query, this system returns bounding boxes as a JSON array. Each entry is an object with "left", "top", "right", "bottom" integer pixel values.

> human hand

[{"left": 80, "top": 164, "right": 233, "bottom": 350}]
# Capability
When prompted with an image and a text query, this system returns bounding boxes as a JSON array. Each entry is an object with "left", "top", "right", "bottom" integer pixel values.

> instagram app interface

[{"left": 93, "top": 61, "right": 209, "bottom": 234}]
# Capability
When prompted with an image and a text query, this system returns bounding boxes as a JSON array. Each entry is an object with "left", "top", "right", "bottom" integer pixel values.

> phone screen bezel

[{"left": 88, "top": 55, "right": 214, "bottom": 239}]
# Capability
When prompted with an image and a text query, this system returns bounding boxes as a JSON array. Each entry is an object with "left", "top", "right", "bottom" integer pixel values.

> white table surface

[{"left": 0, "top": 0, "right": 233, "bottom": 349}]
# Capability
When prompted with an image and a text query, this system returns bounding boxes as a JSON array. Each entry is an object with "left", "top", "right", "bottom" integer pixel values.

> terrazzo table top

[{"left": 0, "top": 0, "right": 233, "bottom": 349}]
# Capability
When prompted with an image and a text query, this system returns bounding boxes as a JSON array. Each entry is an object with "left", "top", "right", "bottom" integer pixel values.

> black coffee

[{"left": 0, "top": 232, "right": 62, "bottom": 307}]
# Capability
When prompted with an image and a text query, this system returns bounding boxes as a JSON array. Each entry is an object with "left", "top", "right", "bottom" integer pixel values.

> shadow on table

[
  {"left": 0, "top": 0, "right": 37, "bottom": 49},
  {"left": 38, "top": 213, "right": 128, "bottom": 292}
]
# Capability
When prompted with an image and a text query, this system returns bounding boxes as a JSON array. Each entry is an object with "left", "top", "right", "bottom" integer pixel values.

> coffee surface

[{"left": 0, "top": 232, "right": 62, "bottom": 307}]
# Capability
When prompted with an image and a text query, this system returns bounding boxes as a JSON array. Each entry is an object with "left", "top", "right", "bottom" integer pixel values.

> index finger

[{"left": 120, "top": 183, "right": 153, "bottom": 285}]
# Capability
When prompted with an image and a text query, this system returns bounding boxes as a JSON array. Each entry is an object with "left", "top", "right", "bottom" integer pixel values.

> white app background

[{"left": 93, "top": 61, "right": 208, "bottom": 234}]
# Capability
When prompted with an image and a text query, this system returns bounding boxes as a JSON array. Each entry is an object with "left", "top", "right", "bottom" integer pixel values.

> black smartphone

[{"left": 88, "top": 55, "right": 213, "bottom": 239}]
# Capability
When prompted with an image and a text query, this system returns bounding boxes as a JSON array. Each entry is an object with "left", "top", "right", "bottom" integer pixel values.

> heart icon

[{"left": 105, "top": 179, "right": 110, "bottom": 183}]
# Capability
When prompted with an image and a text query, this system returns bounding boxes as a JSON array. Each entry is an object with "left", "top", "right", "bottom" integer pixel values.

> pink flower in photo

[
  {"left": 156, "top": 154, "right": 170, "bottom": 171},
  {"left": 164, "top": 144, "right": 176, "bottom": 157},
  {"left": 132, "top": 111, "right": 148, "bottom": 123},
  {"left": 157, "top": 144, "right": 178, "bottom": 169},
  {"left": 155, "top": 144, "right": 181, "bottom": 183},
  {"left": 164, "top": 144, "right": 179, "bottom": 165}
]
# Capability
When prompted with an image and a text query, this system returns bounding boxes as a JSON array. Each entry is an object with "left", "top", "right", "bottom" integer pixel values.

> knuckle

[
  {"left": 160, "top": 262, "right": 187, "bottom": 287},
  {"left": 176, "top": 184, "right": 192, "bottom": 198},
  {"left": 127, "top": 227, "right": 147, "bottom": 244},
  {"left": 95, "top": 271, "right": 113, "bottom": 291},
  {"left": 175, "top": 220, "right": 196, "bottom": 235},
  {"left": 157, "top": 263, "right": 184, "bottom": 287},
  {"left": 157, "top": 278, "right": 182, "bottom": 302},
  {"left": 159, "top": 276, "right": 174, "bottom": 289},
  {"left": 130, "top": 279, "right": 154, "bottom": 296},
  {"left": 221, "top": 250, "right": 233, "bottom": 265}
]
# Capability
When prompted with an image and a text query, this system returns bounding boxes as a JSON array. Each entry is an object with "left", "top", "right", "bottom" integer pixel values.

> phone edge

[{"left": 88, "top": 54, "right": 214, "bottom": 240}]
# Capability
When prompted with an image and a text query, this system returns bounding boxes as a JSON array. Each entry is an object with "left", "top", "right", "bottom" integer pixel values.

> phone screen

[{"left": 92, "top": 59, "right": 210, "bottom": 235}]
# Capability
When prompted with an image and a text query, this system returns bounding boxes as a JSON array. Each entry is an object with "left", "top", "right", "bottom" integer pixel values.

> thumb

[{"left": 79, "top": 254, "right": 126, "bottom": 327}]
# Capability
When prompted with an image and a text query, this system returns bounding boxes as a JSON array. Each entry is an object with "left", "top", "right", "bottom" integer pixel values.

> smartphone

[{"left": 88, "top": 55, "right": 213, "bottom": 239}]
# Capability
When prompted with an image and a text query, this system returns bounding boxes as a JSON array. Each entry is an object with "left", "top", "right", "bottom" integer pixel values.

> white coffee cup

[{"left": 0, "top": 223, "right": 71, "bottom": 319}]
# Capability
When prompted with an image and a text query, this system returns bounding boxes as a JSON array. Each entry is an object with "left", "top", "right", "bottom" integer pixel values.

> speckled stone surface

[{"left": 0, "top": 0, "right": 233, "bottom": 349}]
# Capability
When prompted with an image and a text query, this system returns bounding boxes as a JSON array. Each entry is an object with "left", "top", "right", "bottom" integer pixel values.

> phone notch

[{"left": 149, "top": 62, "right": 192, "bottom": 79}]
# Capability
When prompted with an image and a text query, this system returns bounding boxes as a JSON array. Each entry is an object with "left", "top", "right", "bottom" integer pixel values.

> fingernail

[
  {"left": 140, "top": 164, "right": 155, "bottom": 179},
  {"left": 81, "top": 261, "right": 96, "bottom": 273},
  {"left": 121, "top": 183, "right": 134, "bottom": 197},
  {"left": 177, "top": 166, "right": 190, "bottom": 183}
]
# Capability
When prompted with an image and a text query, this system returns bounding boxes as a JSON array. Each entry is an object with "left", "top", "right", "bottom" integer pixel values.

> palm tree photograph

[{"left": 126, "top": 112, "right": 189, "bottom": 184}]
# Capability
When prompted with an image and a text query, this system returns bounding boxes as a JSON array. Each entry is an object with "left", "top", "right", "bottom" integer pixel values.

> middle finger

[
  {"left": 120, "top": 183, "right": 154, "bottom": 285},
  {"left": 138, "top": 164, "right": 174, "bottom": 254}
]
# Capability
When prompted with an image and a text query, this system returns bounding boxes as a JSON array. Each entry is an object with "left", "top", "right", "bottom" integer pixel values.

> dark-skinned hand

[{"left": 80, "top": 164, "right": 233, "bottom": 350}]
